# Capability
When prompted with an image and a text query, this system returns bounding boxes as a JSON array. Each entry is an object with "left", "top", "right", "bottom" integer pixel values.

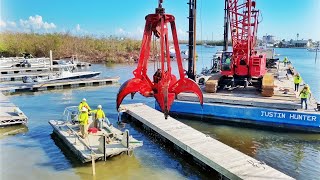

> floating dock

[
  {"left": 0, "top": 57, "right": 50, "bottom": 69},
  {"left": 0, "top": 72, "right": 51, "bottom": 82},
  {"left": 120, "top": 103, "right": 293, "bottom": 180},
  {"left": 49, "top": 108, "right": 142, "bottom": 163},
  {"left": 0, "top": 65, "right": 78, "bottom": 75},
  {"left": 0, "top": 77, "right": 120, "bottom": 92},
  {"left": 161, "top": 62, "right": 320, "bottom": 132},
  {"left": 0, "top": 92, "right": 28, "bottom": 126}
]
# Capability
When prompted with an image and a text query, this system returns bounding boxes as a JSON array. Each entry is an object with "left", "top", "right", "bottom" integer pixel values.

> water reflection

[
  {"left": 177, "top": 118, "right": 320, "bottom": 179},
  {"left": 0, "top": 125, "right": 28, "bottom": 139}
]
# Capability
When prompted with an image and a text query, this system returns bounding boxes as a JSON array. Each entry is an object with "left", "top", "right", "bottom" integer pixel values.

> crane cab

[{"left": 221, "top": 51, "right": 233, "bottom": 74}]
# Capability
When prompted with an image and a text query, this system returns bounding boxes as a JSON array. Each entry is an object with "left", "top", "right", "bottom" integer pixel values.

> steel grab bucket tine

[
  {"left": 169, "top": 78, "right": 204, "bottom": 106},
  {"left": 154, "top": 84, "right": 175, "bottom": 119},
  {"left": 116, "top": 78, "right": 144, "bottom": 111}
]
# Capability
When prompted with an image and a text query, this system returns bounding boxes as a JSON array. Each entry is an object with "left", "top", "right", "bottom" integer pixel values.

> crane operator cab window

[{"left": 221, "top": 52, "right": 232, "bottom": 71}]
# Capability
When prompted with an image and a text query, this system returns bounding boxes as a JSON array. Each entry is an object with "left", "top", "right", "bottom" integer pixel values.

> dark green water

[{"left": 0, "top": 46, "right": 319, "bottom": 180}]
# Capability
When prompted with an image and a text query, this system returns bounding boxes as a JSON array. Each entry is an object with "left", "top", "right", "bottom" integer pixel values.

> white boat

[
  {"left": 307, "top": 48, "right": 319, "bottom": 52},
  {"left": 169, "top": 46, "right": 188, "bottom": 60},
  {"left": 196, "top": 50, "right": 223, "bottom": 85},
  {"left": 22, "top": 67, "right": 101, "bottom": 83},
  {"left": 203, "top": 43, "right": 215, "bottom": 48},
  {"left": 49, "top": 106, "right": 143, "bottom": 163}
]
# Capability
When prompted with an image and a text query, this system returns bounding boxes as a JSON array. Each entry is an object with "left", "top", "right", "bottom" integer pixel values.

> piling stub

[
  {"left": 91, "top": 153, "right": 96, "bottom": 175},
  {"left": 49, "top": 50, "right": 53, "bottom": 71}
]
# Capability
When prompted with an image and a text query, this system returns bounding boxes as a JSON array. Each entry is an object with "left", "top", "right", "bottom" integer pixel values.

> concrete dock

[
  {"left": 0, "top": 76, "right": 120, "bottom": 92},
  {"left": 0, "top": 92, "right": 28, "bottom": 126},
  {"left": 120, "top": 103, "right": 294, "bottom": 180}
]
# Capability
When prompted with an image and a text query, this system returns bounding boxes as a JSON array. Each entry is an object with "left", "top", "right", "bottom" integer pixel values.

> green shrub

[{"left": 0, "top": 32, "right": 141, "bottom": 63}]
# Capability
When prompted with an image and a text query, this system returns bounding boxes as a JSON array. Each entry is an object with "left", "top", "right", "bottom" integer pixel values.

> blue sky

[{"left": 1, "top": 0, "right": 319, "bottom": 41}]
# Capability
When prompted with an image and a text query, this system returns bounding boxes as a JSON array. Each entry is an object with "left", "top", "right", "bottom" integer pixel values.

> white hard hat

[
  {"left": 97, "top": 105, "right": 102, "bottom": 109},
  {"left": 82, "top": 98, "right": 86, "bottom": 102},
  {"left": 81, "top": 107, "right": 88, "bottom": 112}
]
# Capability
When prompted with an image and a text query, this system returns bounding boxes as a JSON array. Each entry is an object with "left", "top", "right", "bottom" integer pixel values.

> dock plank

[
  {"left": 0, "top": 92, "right": 28, "bottom": 126},
  {"left": 0, "top": 77, "right": 120, "bottom": 92},
  {"left": 121, "top": 103, "right": 293, "bottom": 180},
  {"left": 178, "top": 92, "right": 301, "bottom": 110}
]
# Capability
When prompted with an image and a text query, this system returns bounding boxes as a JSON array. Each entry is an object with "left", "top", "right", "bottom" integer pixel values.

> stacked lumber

[
  {"left": 205, "top": 79, "right": 218, "bottom": 93},
  {"left": 261, "top": 73, "right": 275, "bottom": 97}
]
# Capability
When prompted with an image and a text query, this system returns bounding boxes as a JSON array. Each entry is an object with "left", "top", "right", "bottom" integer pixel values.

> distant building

[
  {"left": 262, "top": 35, "right": 275, "bottom": 44},
  {"left": 291, "top": 40, "right": 311, "bottom": 48}
]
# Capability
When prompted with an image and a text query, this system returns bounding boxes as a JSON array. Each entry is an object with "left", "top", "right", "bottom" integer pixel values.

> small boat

[
  {"left": 307, "top": 47, "right": 320, "bottom": 52},
  {"left": 203, "top": 43, "right": 216, "bottom": 48},
  {"left": 169, "top": 46, "right": 189, "bottom": 60},
  {"left": 49, "top": 106, "right": 143, "bottom": 163},
  {"left": 196, "top": 50, "right": 223, "bottom": 85},
  {"left": 22, "top": 67, "right": 101, "bottom": 83}
]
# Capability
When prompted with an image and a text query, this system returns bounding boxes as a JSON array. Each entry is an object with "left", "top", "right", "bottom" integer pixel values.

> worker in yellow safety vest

[
  {"left": 299, "top": 85, "right": 311, "bottom": 110},
  {"left": 79, "top": 107, "right": 89, "bottom": 138},
  {"left": 78, "top": 98, "right": 91, "bottom": 112},
  {"left": 283, "top": 57, "right": 289, "bottom": 67},
  {"left": 293, "top": 73, "right": 302, "bottom": 92},
  {"left": 94, "top": 105, "right": 110, "bottom": 130}
]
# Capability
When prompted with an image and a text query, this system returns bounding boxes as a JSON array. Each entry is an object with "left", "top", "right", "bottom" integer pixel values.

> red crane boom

[{"left": 220, "top": 0, "right": 267, "bottom": 87}]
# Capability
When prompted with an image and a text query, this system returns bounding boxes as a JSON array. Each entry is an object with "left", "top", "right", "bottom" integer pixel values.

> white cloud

[
  {"left": 76, "top": 24, "right": 81, "bottom": 31},
  {"left": 43, "top": 22, "right": 56, "bottom": 29},
  {"left": 20, "top": 15, "right": 56, "bottom": 30},
  {"left": 177, "top": 28, "right": 188, "bottom": 39},
  {"left": 0, "top": 19, "right": 6, "bottom": 28},
  {"left": 115, "top": 27, "right": 145, "bottom": 39},
  {"left": 7, "top": 21, "right": 16, "bottom": 27},
  {"left": 116, "top": 28, "right": 126, "bottom": 35},
  {"left": 114, "top": 26, "right": 188, "bottom": 40}
]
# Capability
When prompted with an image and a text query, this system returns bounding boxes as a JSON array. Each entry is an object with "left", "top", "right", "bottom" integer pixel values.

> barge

[{"left": 156, "top": 62, "right": 320, "bottom": 132}]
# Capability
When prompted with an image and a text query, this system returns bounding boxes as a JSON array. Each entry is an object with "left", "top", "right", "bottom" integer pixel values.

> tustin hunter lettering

[{"left": 261, "top": 111, "right": 317, "bottom": 122}]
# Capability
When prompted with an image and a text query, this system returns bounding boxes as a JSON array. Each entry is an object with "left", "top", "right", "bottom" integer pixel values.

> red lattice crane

[
  {"left": 116, "top": 0, "right": 203, "bottom": 118},
  {"left": 219, "top": 0, "right": 270, "bottom": 90}
]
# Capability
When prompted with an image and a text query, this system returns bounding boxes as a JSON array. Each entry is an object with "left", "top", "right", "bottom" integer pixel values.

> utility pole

[
  {"left": 187, "top": 0, "right": 196, "bottom": 80},
  {"left": 223, "top": 0, "right": 229, "bottom": 51}
]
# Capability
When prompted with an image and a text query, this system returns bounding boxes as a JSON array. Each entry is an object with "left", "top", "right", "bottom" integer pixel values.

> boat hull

[
  {"left": 155, "top": 101, "right": 320, "bottom": 132},
  {"left": 52, "top": 72, "right": 100, "bottom": 81}
]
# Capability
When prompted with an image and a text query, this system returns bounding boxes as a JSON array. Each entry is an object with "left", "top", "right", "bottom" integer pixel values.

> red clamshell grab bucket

[{"left": 116, "top": 5, "right": 203, "bottom": 119}]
